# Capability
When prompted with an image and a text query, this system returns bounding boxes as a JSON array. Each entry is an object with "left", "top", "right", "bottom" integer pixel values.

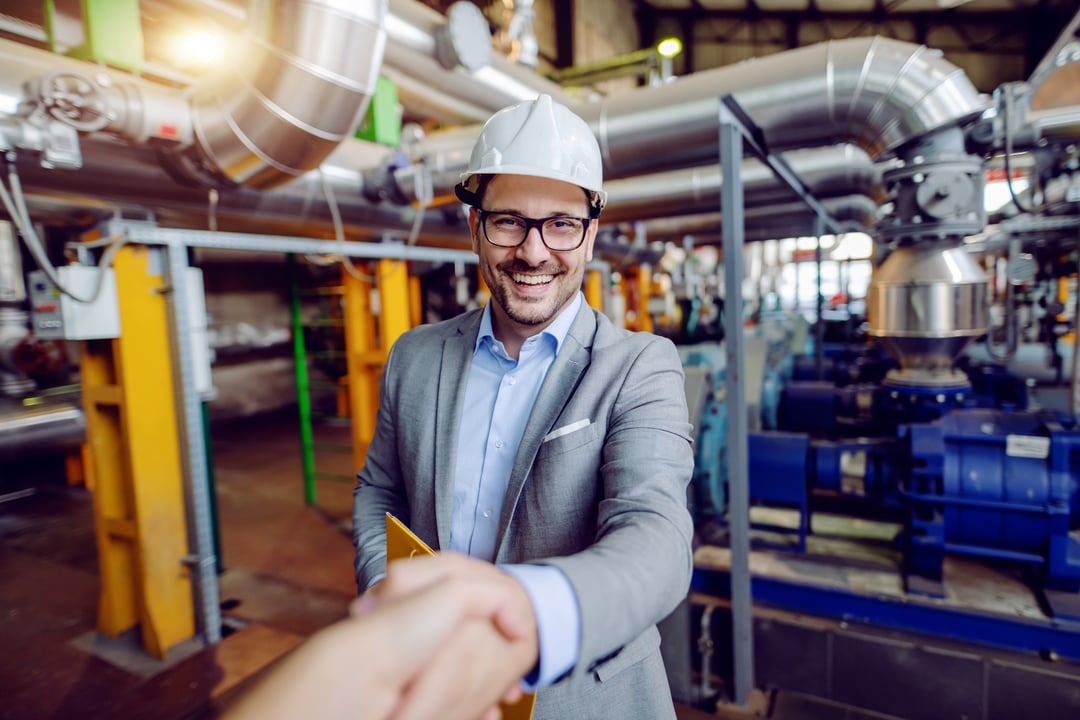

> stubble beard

[{"left": 487, "top": 262, "right": 580, "bottom": 327}]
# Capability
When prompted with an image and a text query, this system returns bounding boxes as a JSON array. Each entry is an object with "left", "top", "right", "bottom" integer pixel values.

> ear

[
  {"left": 583, "top": 220, "right": 598, "bottom": 263},
  {"left": 467, "top": 207, "right": 482, "bottom": 254}
]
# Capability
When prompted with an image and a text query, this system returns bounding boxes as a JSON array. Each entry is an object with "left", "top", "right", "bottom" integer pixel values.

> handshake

[{"left": 226, "top": 552, "right": 540, "bottom": 720}]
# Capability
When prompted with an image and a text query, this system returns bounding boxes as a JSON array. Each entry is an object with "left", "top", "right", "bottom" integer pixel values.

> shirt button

[
  {"left": 495, "top": 439, "right": 504, "bottom": 448},
  {"left": 483, "top": 509, "right": 493, "bottom": 518},
  {"left": 507, "top": 375, "right": 516, "bottom": 385}
]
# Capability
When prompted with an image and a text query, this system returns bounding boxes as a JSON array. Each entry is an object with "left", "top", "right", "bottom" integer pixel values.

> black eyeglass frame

[{"left": 476, "top": 209, "right": 592, "bottom": 252}]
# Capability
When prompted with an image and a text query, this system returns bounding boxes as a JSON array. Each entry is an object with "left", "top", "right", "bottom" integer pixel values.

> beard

[{"left": 485, "top": 259, "right": 580, "bottom": 327}]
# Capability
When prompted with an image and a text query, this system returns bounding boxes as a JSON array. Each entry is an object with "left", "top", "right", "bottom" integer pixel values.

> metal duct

[
  {"left": 383, "top": 0, "right": 574, "bottom": 124},
  {"left": 0, "top": 401, "right": 85, "bottom": 462},
  {"left": 15, "top": 138, "right": 471, "bottom": 245},
  {"left": 600, "top": 145, "right": 884, "bottom": 225},
  {"left": 186, "top": 0, "right": 388, "bottom": 188},
  {"left": 635, "top": 195, "right": 882, "bottom": 246},
  {"left": 404, "top": 36, "right": 984, "bottom": 206},
  {"left": 582, "top": 36, "right": 987, "bottom": 179}
]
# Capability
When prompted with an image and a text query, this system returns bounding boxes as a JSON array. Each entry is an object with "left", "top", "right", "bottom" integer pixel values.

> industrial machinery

[{"left": 2, "top": 0, "right": 1080, "bottom": 716}]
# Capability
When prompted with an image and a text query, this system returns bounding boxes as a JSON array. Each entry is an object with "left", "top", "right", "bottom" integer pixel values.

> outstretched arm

[{"left": 225, "top": 553, "right": 536, "bottom": 720}]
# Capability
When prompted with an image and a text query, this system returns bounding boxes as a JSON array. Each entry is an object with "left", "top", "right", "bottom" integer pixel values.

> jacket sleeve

[{"left": 540, "top": 334, "right": 695, "bottom": 679}]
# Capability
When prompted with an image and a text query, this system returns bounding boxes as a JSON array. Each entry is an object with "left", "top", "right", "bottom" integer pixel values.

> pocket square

[{"left": 543, "top": 418, "right": 591, "bottom": 443}]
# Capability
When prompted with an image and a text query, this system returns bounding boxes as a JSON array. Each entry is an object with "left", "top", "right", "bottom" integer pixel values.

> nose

[{"left": 515, "top": 225, "right": 550, "bottom": 264}]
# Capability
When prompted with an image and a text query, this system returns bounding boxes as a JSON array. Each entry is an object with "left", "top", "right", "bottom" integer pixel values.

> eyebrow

[{"left": 484, "top": 208, "right": 587, "bottom": 218}]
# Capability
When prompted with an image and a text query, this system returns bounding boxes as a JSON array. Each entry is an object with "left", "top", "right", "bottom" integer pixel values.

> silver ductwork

[
  {"left": 636, "top": 195, "right": 882, "bottom": 246},
  {"left": 0, "top": 400, "right": 85, "bottom": 462},
  {"left": 383, "top": 0, "right": 573, "bottom": 124},
  {"left": 584, "top": 36, "right": 987, "bottom": 179},
  {"left": 183, "top": 0, "right": 387, "bottom": 188},
  {"left": 601, "top": 145, "right": 884, "bottom": 225}
]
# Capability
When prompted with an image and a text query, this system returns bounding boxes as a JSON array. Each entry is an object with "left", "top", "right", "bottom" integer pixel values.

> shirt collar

[{"left": 477, "top": 292, "right": 583, "bottom": 356}]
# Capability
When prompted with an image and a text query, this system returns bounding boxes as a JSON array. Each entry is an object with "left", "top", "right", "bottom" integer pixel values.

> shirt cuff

[{"left": 500, "top": 563, "right": 581, "bottom": 690}]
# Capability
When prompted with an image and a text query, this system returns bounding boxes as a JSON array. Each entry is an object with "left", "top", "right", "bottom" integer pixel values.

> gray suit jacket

[{"left": 353, "top": 302, "right": 694, "bottom": 720}]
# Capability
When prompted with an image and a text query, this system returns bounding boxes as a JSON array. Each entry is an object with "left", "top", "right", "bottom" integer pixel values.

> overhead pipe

[
  {"left": 600, "top": 144, "right": 885, "bottom": 225},
  {"left": 399, "top": 36, "right": 986, "bottom": 206},
  {"left": 0, "top": 400, "right": 85, "bottom": 462},
  {"left": 584, "top": 36, "right": 988, "bottom": 179},
  {"left": 382, "top": 0, "right": 574, "bottom": 125},
  {"left": 3, "top": 0, "right": 388, "bottom": 193},
  {"left": 634, "top": 194, "right": 882, "bottom": 246},
  {"left": 5, "top": 18, "right": 1002, "bottom": 247},
  {"left": 179, "top": 0, "right": 388, "bottom": 189}
]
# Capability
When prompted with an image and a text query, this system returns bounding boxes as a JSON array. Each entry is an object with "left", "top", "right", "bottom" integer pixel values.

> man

[{"left": 353, "top": 93, "right": 694, "bottom": 720}]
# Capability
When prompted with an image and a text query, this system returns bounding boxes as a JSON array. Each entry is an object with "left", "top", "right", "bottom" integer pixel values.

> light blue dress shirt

[{"left": 450, "top": 293, "right": 583, "bottom": 689}]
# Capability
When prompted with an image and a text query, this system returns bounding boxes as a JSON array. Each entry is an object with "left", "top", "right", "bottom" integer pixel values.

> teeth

[{"left": 512, "top": 273, "right": 553, "bottom": 285}]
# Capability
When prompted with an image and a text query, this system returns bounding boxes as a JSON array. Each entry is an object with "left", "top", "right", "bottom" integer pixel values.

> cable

[
  {"left": 1002, "top": 86, "right": 1035, "bottom": 215},
  {"left": 318, "top": 166, "right": 375, "bottom": 282},
  {"left": 0, "top": 160, "right": 124, "bottom": 304}
]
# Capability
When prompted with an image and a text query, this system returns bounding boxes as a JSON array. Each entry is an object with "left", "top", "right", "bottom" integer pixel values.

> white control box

[{"left": 29, "top": 266, "right": 121, "bottom": 340}]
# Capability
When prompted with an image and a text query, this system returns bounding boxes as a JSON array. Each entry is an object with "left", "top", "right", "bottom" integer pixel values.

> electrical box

[{"left": 29, "top": 266, "right": 121, "bottom": 340}]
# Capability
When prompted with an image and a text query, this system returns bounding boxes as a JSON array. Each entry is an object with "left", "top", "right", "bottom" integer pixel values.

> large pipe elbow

[
  {"left": 187, "top": 0, "right": 389, "bottom": 189},
  {"left": 584, "top": 36, "right": 988, "bottom": 179}
]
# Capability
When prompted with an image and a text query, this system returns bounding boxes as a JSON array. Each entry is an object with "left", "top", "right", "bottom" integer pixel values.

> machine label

[{"left": 1005, "top": 434, "right": 1050, "bottom": 459}]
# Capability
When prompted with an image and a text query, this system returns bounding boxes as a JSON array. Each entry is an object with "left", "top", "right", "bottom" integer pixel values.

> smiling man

[{"left": 352, "top": 94, "right": 695, "bottom": 720}]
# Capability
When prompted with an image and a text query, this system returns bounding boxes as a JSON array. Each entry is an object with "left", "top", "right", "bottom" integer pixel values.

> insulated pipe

[
  {"left": 382, "top": 0, "right": 574, "bottom": 124},
  {"left": 635, "top": 194, "right": 881, "bottom": 245},
  {"left": 186, "top": 0, "right": 388, "bottom": 188},
  {"left": 14, "top": 140, "right": 472, "bottom": 246},
  {"left": 583, "top": 36, "right": 988, "bottom": 179},
  {"left": 0, "top": 401, "right": 85, "bottom": 461},
  {"left": 600, "top": 144, "right": 883, "bottom": 224},
  {"left": 406, "top": 36, "right": 985, "bottom": 199}
]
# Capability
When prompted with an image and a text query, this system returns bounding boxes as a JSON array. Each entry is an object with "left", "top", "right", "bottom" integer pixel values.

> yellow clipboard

[{"left": 385, "top": 513, "right": 536, "bottom": 720}]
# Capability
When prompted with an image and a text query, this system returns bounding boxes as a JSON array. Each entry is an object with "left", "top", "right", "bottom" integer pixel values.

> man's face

[{"left": 468, "top": 174, "right": 597, "bottom": 342}]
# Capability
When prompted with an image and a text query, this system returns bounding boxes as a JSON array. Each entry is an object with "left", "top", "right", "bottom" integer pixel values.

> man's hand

[{"left": 357, "top": 552, "right": 540, "bottom": 720}]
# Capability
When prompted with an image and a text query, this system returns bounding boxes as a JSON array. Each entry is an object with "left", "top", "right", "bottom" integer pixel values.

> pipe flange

[{"left": 435, "top": 2, "right": 492, "bottom": 72}]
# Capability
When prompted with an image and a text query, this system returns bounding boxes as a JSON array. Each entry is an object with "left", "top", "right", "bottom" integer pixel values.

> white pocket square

[{"left": 543, "top": 418, "right": 591, "bottom": 443}]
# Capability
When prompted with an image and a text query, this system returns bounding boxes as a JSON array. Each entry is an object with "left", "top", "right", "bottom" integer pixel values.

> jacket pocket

[
  {"left": 536, "top": 421, "right": 600, "bottom": 457},
  {"left": 594, "top": 626, "right": 661, "bottom": 683}
]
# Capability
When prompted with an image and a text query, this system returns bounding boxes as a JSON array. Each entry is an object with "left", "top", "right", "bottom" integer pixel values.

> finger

[
  {"left": 499, "top": 683, "right": 524, "bottom": 705},
  {"left": 392, "top": 620, "right": 524, "bottom": 720},
  {"left": 374, "top": 556, "right": 536, "bottom": 641}
]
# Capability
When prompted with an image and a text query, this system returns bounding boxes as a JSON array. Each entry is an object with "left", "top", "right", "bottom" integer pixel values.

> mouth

[{"left": 510, "top": 271, "right": 555, "bottom": 289}]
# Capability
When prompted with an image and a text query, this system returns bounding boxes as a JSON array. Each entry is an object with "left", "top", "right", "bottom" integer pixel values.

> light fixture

[{"left": 657, "top": 37, "right": 682, "bottom": 59}]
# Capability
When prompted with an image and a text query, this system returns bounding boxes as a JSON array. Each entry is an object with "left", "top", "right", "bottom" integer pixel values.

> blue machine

[{"left": 749, "top": 402, "right": 1080, "bottom": 594}]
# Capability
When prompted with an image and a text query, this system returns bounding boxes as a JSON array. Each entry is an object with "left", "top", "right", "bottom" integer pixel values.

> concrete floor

[{"left": 1, "top": 410, "right": 719, "bottom": 720}]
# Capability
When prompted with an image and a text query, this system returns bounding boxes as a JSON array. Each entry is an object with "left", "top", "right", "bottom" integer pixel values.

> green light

[{"left": 656, "top": 37, "right": 682, "bottom": 59}]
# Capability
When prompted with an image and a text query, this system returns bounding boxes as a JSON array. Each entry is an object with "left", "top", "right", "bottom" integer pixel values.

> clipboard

[{"left": 385, "top": 513, "right": 536, "bottom": 720}]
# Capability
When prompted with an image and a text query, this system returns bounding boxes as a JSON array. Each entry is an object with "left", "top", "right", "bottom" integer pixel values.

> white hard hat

[{"left": 455, "top": 94, "right": 607, "bottom": 218}]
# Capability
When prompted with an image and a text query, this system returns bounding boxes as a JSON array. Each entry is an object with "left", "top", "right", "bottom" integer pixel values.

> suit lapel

[
  {"left": 434, "top": 314, "right": 480, "bottom": 551},
  {"left": 494, "top": 307, "right": 597, "bottom": 559}
]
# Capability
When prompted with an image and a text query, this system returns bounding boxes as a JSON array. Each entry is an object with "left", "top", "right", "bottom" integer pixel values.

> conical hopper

[{"left": 867, "top": 244, "right": 988, "bottom": 388}]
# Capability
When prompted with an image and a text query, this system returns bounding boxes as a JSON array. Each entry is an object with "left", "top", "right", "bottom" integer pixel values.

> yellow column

[
  {"left": 623, "top": 264, "right": 654, "bottom": 332},
  {"left": 584, "top": 269, "right": 603, "bottom": 310},
  {"left": 81, "top": 246, "right": 195, "bottom": 659},
  {"left": 343, "top": 264, "right": 377, "bottom": 469},
  {"left": 343, "top": 259, "right": 413, "bottom": 469}
]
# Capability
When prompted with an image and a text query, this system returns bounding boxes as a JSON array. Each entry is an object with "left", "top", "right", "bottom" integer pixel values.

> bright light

[
  {"left": 169, "top": 25, "right": 228, "bottom": 70},
  {"left": 656, "top": 37, "right": 682, "bottom": 59},
  {"left": 985, "top": 177, "right": 1029, "bottom": 213}
]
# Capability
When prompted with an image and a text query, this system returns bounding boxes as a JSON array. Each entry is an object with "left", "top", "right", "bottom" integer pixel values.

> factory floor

[{"left": 1, "top": 409, "right": 722, "bottom": 720}]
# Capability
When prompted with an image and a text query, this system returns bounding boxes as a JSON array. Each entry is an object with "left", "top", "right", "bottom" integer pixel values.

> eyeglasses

[{"left": 478, "top": 210, "right": 591, "bottom": 252}]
